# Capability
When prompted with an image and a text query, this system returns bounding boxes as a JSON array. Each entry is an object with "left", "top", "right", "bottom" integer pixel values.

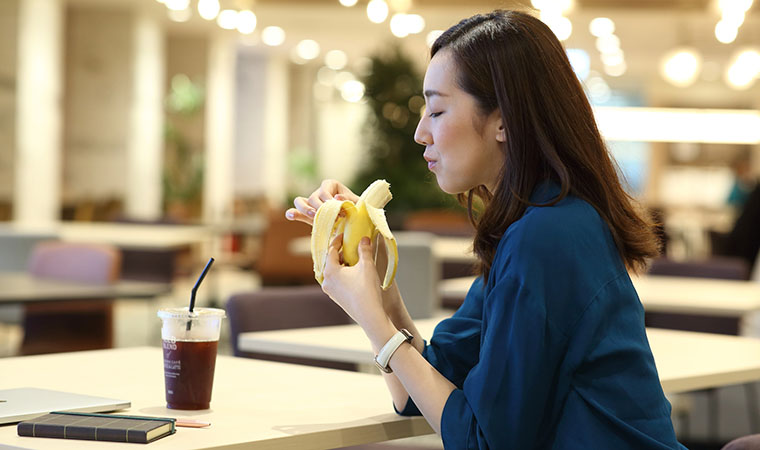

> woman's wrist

[
  {"left": 381, "top": 283, "right": 405, "bottom": 318},
  {"left": 366, "top": 316, "right": 400, "bottom": 354}
]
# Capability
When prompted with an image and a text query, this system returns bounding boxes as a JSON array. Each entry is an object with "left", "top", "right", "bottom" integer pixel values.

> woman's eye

[{"left": 429, "top": 111, "right": 443, "bottom": 118}]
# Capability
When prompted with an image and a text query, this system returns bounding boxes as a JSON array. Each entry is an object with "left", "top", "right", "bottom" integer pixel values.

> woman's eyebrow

[{"left": 423, "top": 89, "right": 448, "bottom": 99}]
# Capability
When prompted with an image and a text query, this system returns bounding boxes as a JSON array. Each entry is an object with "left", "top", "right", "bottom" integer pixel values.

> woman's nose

[{"left": 414, "top": 117, "right": 431, "bottom": 146}]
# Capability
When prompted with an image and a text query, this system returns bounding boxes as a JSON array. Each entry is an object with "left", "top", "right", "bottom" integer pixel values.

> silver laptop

[{"left": 0, "top": 388, "right": 130, "bottom": 425}]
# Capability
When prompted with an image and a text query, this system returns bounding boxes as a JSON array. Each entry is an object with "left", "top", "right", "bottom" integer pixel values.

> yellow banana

[{"left": 310, "top": 179, "right": 398, "bottom": 290}]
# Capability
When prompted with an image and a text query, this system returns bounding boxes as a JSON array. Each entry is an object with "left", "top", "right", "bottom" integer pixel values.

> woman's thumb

[{"left": 358, "top": 236, "right": 373, "bottom": 261}]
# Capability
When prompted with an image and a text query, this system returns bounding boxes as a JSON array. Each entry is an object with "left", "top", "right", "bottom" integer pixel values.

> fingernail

[
  {"left": 335, "top": 194, "right": 344, "bottom": 201},
  {"left": 307, "top": 209, "right": 316, "bottom": 218},
  {"left": 285, "top": 210, "right": 294, "bottom": 220},
  {"left": 361, "top": 236, "right": 370, "bottom": 245}
]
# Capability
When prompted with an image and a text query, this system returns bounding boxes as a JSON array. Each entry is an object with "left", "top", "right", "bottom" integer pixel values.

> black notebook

[{"left": 18, "top": 411, "right": 175, "bottom": 444}]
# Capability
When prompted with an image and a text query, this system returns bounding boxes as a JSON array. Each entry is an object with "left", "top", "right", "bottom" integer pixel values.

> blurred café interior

[{"left": 1, "top": 0, "right": 760, "bottom": 448}]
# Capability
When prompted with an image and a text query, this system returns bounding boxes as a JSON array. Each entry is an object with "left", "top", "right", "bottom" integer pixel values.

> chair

[
  {"left": 403, "top": 208, "right": 473, "bottom": 237},
  {"left": 227, "top": 285, "right": 437, "bottom": 450},
  {"left": 20, "top": 241, "right": 122, "bottom": 355},
  {"left": 646, "top": 256, "right": 757, "bottom": 440},
  {"left": 722, "top": 434, "right": 760, "bottom": 449},
  {"left": 403, "top": 208, "right": 475, "bottom": 281},
  {"left": 0, "top": 230, "right": 59, "bottom": 354},
  {"left": 395, "top": 232, "right": 438, "bottom": 319},
  {"left": 254, "top": 210, "right": 315, "bottom": 285},
  {"left": 226, "top": 285, "right": 355, "bottom": 371}
]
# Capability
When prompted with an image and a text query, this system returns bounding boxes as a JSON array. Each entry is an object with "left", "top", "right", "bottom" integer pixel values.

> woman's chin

[{"left": 436, "top": 178, "right": 468, "bottom": 195}]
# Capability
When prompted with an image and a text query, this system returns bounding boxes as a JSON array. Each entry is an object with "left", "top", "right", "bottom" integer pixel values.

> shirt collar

[{"left": 529, "top": 179, "right": 563, "bottom": 204}]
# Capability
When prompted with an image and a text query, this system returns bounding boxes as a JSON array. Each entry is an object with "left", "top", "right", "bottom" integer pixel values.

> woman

[{"left": 286, "top": 10, "right": 684, "bottom": 449}]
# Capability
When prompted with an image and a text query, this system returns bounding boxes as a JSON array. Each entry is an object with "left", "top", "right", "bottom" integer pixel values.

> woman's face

[{"left": 414, "top": 49, "right": 505, "bottom": 195}]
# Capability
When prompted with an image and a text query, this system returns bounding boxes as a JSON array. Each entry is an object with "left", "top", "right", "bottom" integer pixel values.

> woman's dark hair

[{"left": 431, "top": 9, "right": 660, "bottom": 280}]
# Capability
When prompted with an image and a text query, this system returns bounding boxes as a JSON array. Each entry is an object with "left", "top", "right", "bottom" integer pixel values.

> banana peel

[{"left": 310, "top": 179, "right": 398, "bottom": 290}]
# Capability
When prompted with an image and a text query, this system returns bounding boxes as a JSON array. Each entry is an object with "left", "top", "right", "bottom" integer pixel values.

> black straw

[{"left": 186, "top": 257, "right": 215, "bottom": 331}]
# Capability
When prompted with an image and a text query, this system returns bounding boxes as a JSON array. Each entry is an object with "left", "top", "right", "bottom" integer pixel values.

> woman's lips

[{"left": 423, "top": 155, "right": 437, "bottom": 170}]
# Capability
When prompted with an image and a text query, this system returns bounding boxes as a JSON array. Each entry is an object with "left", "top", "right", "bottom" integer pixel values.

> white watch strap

[{"left": 374, "top": 329, "right": 413, "bottom": 373}]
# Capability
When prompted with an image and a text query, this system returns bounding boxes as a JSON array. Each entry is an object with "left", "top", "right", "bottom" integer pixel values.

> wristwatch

[{"left": 374, "top": 329, "right": 414, "bottom": 373}]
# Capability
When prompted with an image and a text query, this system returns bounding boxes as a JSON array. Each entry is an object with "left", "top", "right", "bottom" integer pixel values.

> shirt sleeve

[
  {"left": 439, "top": 275, "right": 568, "bottom": 449},
  {"left": 395, "top": 277, "right": 485, "bottom": 417}
]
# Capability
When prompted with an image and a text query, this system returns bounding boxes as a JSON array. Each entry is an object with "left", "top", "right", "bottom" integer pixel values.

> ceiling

[{"left": 67, "top": 0, "right": 760, "bottom": 108}]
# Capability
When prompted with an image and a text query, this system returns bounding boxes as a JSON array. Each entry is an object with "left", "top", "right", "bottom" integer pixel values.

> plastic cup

[{"left": 157, "top": 307, "right": 226, "bottom": 410}]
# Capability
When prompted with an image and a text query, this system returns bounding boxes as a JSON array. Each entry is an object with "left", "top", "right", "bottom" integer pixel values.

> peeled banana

[{"left": 310, "top": 179, "right": 398, "bottom": 290}]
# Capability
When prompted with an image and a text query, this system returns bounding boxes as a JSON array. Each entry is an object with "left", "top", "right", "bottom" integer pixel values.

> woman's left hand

[{"left": 320, "top": 235, "right": 389, "bottom": 333}]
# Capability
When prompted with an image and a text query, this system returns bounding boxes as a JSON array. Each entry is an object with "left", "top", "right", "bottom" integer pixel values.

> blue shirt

[{"left": 398, "top": 182, "right": 685, "bottom": 449}]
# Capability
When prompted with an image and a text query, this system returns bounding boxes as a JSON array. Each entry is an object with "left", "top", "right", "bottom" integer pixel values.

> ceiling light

[
  {"left": 660, "top": 48, "right": 702, "bottom": 88},
  {"left": 718, "top": 0, "right": 753, "bottom": 13},
  {"left": 261, "top": 26, "right": 285, "bottom": 46},
  {"left": 535, "top": 0, "right": 574, "bottom": 13},
  {"left": 217, "top": 10, "right": 237, "bottom": 30},
  {"left": 715, "top": 20, "right": 738, "bottom": 44},
  {"left": 341, "top": 80, "right": 365, "bottom": 103},
  {"left": 198, "top": 0, "right": 219, "bottom": 20},
  {"left": 367, "top": 0, "right": 389, "bottom": 24},
  {"left": 566, "top": 48, "right": 590, "bottom": 81},
  {"left": 165, "top": 0, "right": 189, "bottom": 11},
  {"left": 325, "top": 50, "right": 348, "bottom": 70},
  {"left": 236, "top": 10, "right": 256, "bottom": 34},
  {"left": 333, "top": 71, "right": 356, "bottom": 89},
  {"left": 558, "top": 0, "right": 575, "bottom": 13},
  {"left": 601, "top": 50, "right": 624, "bottom": 67},
  {"left": 604, "top": 61, "right": 626, "bottom": 77},
  {"left": 589, "top": 17, "right": 615, "bottom": 37},
  {"left": 296, "top": 40, "right": 320, "bottom": 61},
  {"left": 426, "top": 30, "right": 443, "bottom": 48},
  {"left": 339, "top": 0, "right": 358, "bottom": 6},
  {"left": 405, "top": 14, "right": 425, "bottom": 34},
  {"left": 290, "top": 50, "right": 307, "bottom": 65},
  {"left": 595, "top": 35, "right": 620, "bottom": 54},
  {"left": 722, "top": 9, "right": 745, "bottom": 27},
  {"left": 548, "top": 16, "right": 572, "bottom": 41},
  {"left": 725, "top": 49, "right": 760, "bottom": 90},
  {"left": 726, "top": 64, "right": 756, "bottom": 89},
  {"left": 390, "top": 14, "right": 410, "bottom": 38},
  {"left": 586, "top": 74, "right": 611, "bottom": 104}
]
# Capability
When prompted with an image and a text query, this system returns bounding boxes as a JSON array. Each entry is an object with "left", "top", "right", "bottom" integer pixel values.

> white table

[
  {"left": 0, "top": 347, "right": 433, "bottom": 449},
  {"left": 431, "top": 236, "right": 473, "bottom": 263},
  {"left": 0, "top": 272, "right": 171, "bottom": 305},
  {"left": 290, "top": 235, "right": 474, "bottom": 264},
  {"left": 239, "top": 318, "right": 760, "bottom": 395},
  {"left": 58, "top": 222, "right": 212, "bottom": 251},
  {"left": 439, "top": 275, "right": 760, "bottom": 318},
  {"left": 0, "top": 222, "right": 212, "bottom": 251}
]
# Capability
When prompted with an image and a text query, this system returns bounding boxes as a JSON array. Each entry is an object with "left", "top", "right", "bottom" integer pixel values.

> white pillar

[
  {"left": 203, "top": 33, "right": 236, "bottom": 224},
  {"left": 125, "top": 11, "right": 165, "bottom": 221},
  {"left": 14, "top": 0, "right": 64, "bottom": 225},
  {"left": 262, "top": 56, "right": 289, "bottom": 207},
  {"left": 234, "top": 51, "right": 289, "bottom": 208}
]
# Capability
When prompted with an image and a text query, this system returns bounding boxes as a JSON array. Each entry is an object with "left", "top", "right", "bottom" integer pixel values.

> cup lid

[{"left": 157, "top": 307, "right": 226, "bottom": 320}]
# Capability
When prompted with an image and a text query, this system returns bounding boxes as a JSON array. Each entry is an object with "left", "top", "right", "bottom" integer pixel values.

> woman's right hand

[{"left": 285, "top": 179, "right": 359, "bottom": 225}]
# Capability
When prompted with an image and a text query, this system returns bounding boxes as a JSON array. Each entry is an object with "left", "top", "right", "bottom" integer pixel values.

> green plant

[
  {"left": 351, "top": 45, "right": 458, "bottom": 226},
  {"left": 162, "top": 74, "right": 205, "bottom": 218}
]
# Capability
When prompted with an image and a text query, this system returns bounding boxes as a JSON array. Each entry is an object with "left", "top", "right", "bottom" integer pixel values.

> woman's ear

[
  {"left": 496, "top": 124, "right": 506, "bottom": 142},
  {"left": 486, "top": 110, "right": 506, "bottom": 142}
]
